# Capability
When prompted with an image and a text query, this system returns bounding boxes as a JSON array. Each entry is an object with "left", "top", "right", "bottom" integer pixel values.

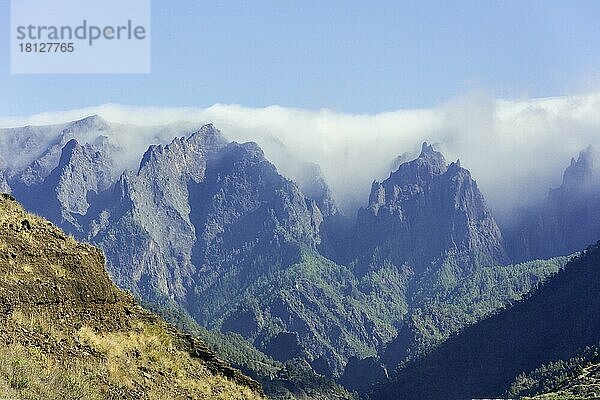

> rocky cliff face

[
  {"left": 87, "top": 125, "right": 231, "bottom": 302},
  {"left": 85, "top": 125, "right": 325, "bottom": 315},
  {"left": 0, "top": 193, "right": 263, "bottom": 399},
  {"left": 507, "top": 146, "right": 600, "bottom": 261},
  {"left": 13, "top": 136, "right": 118, "bottom": 232},
  {"left": 352, "top": 142, "right": 508, "bottom": 274}
]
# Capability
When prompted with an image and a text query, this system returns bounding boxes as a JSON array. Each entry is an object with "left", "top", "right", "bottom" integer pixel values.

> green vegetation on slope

[
  {"left": 510, "top": 342, "right": 600, "bottom": 399},
  {"left": 141, "top": 297, "right": 359, "bottom": 400},
  {"left": 385, "top": 254, "right": 571, "bottom": 364},
  {"left": 187, "top": 242, "right": 568, "bottom": 384},
  {"left": 214, "top": 248, "right": 409, "bottom": 376},
  {"left": 371, "top": 242, "right": 600, "bottom": 400}
]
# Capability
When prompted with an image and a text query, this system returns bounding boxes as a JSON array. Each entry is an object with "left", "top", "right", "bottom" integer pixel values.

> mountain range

[{"left": 1, "top": 115, "right": 599, "bottom": 399}]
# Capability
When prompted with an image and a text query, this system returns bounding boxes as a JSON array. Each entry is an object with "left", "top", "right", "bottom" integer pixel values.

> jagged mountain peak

[
  {"left": 447, "top": 159, "right": 463, "bottom": 173},
  {"left": 419, "top": 141, "right": 435, "bottom": 156},
  {"left": 61, "top": 137, "right": 79, "bottom": 153},
  {"left": 354, "top": 142, "right": 507, "bottom": 273},
  {"left": 417, "top": 141, "right": 445, "bottom": 162},
  {"left": 507, "top": 145, "right": 600, "bottom": 261},
  {"left": 561, "top": 145, "right": 597, "bottom": 190},
  {"left": 188, "top": 123, "right": 228, "bottom": 147},
  {"left": 139, "top": 125, "right": 229, "bottom": 173},
  {"left": 97, "top": 129, "right": 328, "bottom": 309},
  {"left": 56, "top": 138, "right": 85, "bottom": 170},
  {"left": 389, "top": 142, "right": 448, "bottom": 183},
  {"left": 189, "top": 122, "right": 218, "bottom": 137},
  {"left": 57, "top": 137, "right": 114, "bottom": 168}
]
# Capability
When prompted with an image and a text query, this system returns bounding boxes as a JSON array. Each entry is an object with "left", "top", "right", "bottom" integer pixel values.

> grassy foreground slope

[{"left": 0, "top": 193, "right": 263, "bottom": 400}]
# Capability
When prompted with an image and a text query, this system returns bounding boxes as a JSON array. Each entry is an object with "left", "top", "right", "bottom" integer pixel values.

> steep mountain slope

[
  {"left": 525, "top": 361, "right": 600, "bottom": 400},
  {"left": 528, "top": 374, "right": 600, "bottom": 400},
  {"left": 218, "top": 249, "right": 406, "bottom": 377},
  {"left": 143, "top": 298, "right": 358, "bottom": 400},
  {"left": 508, "top": 146, "right": 600, "bottom": 261},
  {"left": 352, "top": 142, "right": 508, "bottom": 274},
  {"left": 87, "top": 126, "right": 326, "bottom": 315},
  {"left": 0, "top": 193, "right": 263, "bottom": 399},
  {"left": 371, "top": 241, "right": 600, "bottom": 400},
  {"left": 508, "top": 341, "right": 600, "bottom": 399},
  {"left": 379, "top": 255, "right": 570, "bottom": 369}
]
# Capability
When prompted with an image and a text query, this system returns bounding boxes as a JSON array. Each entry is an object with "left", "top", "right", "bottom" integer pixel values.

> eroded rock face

[
  {"left": 13, "top": 137, "right": 119, "bottom": 232},
  {"left": 86, "top": 125, "right": 325, "bottom": 314},
  {"left": 0, "top": 193, "right": 123, "bottom": 310},
  {"left": 352, "top": 142, "right": 508, "bottom": 274}
]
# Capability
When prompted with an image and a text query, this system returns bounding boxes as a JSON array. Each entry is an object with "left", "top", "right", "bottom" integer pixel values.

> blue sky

[{"left": 2, "top": 0, "right": 600, "bottom": 116}]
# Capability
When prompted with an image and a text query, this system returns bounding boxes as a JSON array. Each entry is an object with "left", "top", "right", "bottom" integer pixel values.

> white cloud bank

[{"left": 2, "top": 91, "right": 600, "bottom": 221}]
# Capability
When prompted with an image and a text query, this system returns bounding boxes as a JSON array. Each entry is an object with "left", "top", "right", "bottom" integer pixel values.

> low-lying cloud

[{"left": 2, "top": 91, "right": 600, "bottom": 221}]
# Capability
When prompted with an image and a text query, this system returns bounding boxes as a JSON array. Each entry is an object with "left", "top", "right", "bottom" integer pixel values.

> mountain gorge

[{"left": 0, "top": 116, "right": 597, "bottom": 399}]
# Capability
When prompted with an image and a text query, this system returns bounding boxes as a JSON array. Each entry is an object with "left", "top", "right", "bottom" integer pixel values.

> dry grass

[
  {"left": 77, "top": 321, "right": 264, "bottom": 399},
  {"left": 0, "top": 343, "right": 104, "bottom": 400},
  {"left": 0, "top": 318, "right": 263, "bottom": 400},
  {"left": 0, "top": 196, "right": 263, "bottom": 400},
  {"left": 9, "top": 310, "right": 67, "bottom": 341}
]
